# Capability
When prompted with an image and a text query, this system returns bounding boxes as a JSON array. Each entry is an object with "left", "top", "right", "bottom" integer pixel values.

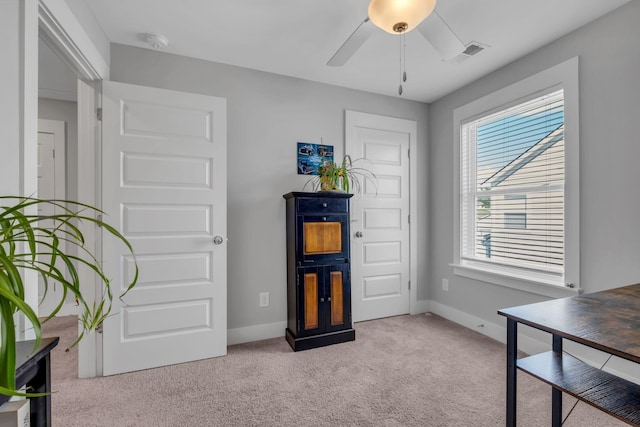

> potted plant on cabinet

[
  {"left": 0, "top": 196, "right": 137, "bottom": 397},
  {"left": 305, "top": 155, "right": 376, "bottom": 195}
]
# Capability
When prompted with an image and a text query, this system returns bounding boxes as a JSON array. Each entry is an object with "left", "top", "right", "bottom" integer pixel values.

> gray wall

[
  {"left": 38, "top": 98, "right": 78, "bottom": 202},
  {"left": 109, "top": 44, "right": 430, "bottom": 332},
  {"left": 428, "top": 2, "right": 640, "bottom": 326}
]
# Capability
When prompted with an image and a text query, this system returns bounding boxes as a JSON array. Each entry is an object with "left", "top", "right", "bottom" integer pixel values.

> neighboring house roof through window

[{"left": 482, "top": 124, "right": 564, "bottom": 189}]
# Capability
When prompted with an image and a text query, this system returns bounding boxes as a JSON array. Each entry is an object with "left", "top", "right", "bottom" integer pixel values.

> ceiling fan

[{"left": 327, "top": 0, "right": 485, "bottom": 67}]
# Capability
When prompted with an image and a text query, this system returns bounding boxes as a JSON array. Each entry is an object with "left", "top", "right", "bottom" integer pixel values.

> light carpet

[{"left": 41, "top": 314, "right": 626, "bottom": 426}]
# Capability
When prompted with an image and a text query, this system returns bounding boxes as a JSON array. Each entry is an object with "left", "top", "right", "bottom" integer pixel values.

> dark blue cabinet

[{"left": 283, "top": 192, "right": 355, "bottom": 351}]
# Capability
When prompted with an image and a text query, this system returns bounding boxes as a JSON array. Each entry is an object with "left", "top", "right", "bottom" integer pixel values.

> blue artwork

[{"left": 297, "top": 142, "right": 334, "bottom": 175}]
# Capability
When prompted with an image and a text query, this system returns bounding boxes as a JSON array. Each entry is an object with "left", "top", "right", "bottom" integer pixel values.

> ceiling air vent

[
  {"left": 447, "top": 41, "right": 489, "bottom": 64},
  {"left": 463, "top": 42, "right": 485, "bottom": 56}
]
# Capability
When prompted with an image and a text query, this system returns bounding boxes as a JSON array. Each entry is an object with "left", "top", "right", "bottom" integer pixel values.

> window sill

[{"left": 451, "top": 261, "right": 580, "bottom": 299}]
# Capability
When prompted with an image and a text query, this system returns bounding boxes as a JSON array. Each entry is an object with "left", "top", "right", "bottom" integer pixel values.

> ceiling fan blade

[
  {"left": 327, "top": 18, "right": 375, "bottom": 67},
  {"left": 418, "top": 10, "right": 466, "bottom": 61}
]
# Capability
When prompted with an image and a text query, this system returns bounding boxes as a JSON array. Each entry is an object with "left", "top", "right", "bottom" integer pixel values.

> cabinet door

[
  {"left": 324, "top": 264, "right": 351, "bottom": 333},
  {"left": 297, "top": 267, "right": 322, "bottom": 337},
  {"left": 296, "top": 265, "right": 351, "bottom": 336},
  {"left": 297, "top": 214, "right": 349, "bottom": 264}
]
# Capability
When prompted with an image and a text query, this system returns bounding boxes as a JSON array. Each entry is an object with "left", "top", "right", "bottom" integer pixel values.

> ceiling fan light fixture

[{"left": 368, "top": 0, "right": 437, "bottom": 34}]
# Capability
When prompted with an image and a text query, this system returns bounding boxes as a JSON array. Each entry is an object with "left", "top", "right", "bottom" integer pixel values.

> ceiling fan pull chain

[
  {"left": 398, "top": 30, "right": 404, "bottom": 95},
  {"left": 403, "top": 31, "right": 407, "bottom": 83}
]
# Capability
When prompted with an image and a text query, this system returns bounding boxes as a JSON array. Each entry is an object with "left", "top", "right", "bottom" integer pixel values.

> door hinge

[
  {"left": 96, "top": 214, "right": 103, "bottom": 227},
  {"left": 297, "top": 320, "right": 300, "bottom": 332},
  {"left": 52, "top": 149, "right": 55, "bottom": 159},
  {"left": 408, "top": 148, "right": 410, "bottom": 158},
  {"left": 408, "top": 280, "right": 411, "bottom": 290},
  {"left": 97, "top": 108, "right": 103, "bottom": 121},
  {"left": 408, "top": 214, "right": 410, "bottom": 224}
]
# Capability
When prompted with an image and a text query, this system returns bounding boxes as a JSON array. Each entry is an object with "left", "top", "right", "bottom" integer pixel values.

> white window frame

[{"left": 452, "top": 57, "right": 580, "bottom": 298}]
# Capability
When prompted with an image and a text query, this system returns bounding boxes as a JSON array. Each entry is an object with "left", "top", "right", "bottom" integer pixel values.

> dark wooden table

[
  {"left": 0, "top": 337, "right": 59, "bottom": 427},
  {"left": 498, "top": 284, "right": 640, "bottom": 426}
]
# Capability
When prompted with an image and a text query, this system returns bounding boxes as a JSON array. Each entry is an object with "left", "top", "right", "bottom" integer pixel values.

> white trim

[
  {"left": 230, "top": 298, "right": 425, "bottom": 344},
  {"left": 76, "top": 79, "right": 100, "bottom": 378},
  {"left": 597, "top": 355, "right": 640, "bottom": 384},
  {"left": 37, "top": 0, "right": 107, "bottom": 378},
  {"left": 344, "top": 110, "right": 418, "bottom": 320},
  {"left": 233, "top": 302, "right": 640, "bottom": 384},
  {"left": 38, "top": 87, "right": 76, "bottom": 102},
  {"left": 11, "top": 0, "right": 40, "bottom": 339},
  {"left": 412, "top": 298, "right": 430, "bottom": 315},
  {"left": 228, "top": 321, "right": 287, "bottom": 346},
  {"left": 428, "top": 301, "right": 509, "bottom": 346},
  {"left": 428, "top": 300, "right": 640, "bottom": 384},
  {"left": 38, "top": 0, "right": 109, "bottom": 80},
  {"left": 408, "top": 116, "right": 419, "bottom": 316},
  {"left": 452, "top": 262, "right": 578, "bottom": 299},
  {"left": 452, "top": 57, "right": 580, "bottom": 296},
  {"left": 23, "top": 0, "right": 39, "bottom": 205}
]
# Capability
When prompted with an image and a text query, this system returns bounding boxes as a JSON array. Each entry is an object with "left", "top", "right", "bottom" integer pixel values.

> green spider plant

[
  {"left": 304, "top": 155, "right": 377, "bottom": 196},
  {"left": 0, "top": 196, "right": 137, "bottom": 397}
]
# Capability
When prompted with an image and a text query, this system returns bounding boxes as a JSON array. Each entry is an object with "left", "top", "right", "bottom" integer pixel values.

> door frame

[
  {"left": 345, "top": 110, "right": 419, "bottom": 318},
  {"left": 38, "top": 0, "right": 107, "bottom": 378}
]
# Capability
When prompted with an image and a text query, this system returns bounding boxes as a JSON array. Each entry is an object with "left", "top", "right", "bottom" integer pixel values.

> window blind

[{"left": 461, "top": 89, "right": 565, "bottom": 275}]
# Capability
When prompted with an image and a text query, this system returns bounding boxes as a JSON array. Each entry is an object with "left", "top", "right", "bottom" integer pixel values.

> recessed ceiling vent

[
  {"left": 463, "top": 42, "right": 485, "bottom": 56},
  {"left": 447, "top": 41, "right": 488, "bottom": 64}
]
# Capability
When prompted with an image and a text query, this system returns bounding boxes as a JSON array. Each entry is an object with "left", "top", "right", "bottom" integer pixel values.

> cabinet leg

[{"left": 506, "top": 319, "right": 517, "bottom": 427}]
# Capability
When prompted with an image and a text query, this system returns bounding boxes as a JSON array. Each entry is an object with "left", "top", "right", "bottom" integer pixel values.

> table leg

[
  {"left": 506, "top": 318, "right": 517, "bottom": 427},
  {"left": 552, "top": 334, "right": 562, "bottom": 427}
]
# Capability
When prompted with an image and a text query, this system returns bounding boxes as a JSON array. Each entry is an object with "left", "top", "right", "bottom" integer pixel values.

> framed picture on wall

[{"left": 297, "top": 142, "right": 334, "bottom": 175}]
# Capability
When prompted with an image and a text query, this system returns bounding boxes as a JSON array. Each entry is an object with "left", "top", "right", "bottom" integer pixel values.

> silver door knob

[
  {"left": 213, "top": 236, "right": 224, "bottom": 245},
  {"left": 355, "top": 231, "right": 363, "bottom": 238}
]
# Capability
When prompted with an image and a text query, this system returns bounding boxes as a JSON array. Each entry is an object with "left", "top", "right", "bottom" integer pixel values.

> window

[
  {"left": 504, "top": 213, "right": 526, "bottom": 229},
  {"left": 462, "top": 90, "right": 564, "bottom": 273},
  {"left": 453, "top": 58, "right": 579, "bottom": 296},
  {"left": 504, "top": 195, "right": 527, "bottom": 229}
]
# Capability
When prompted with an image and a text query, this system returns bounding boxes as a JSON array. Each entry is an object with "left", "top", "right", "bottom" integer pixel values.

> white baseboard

[
  {"left": 225, "top": 301, "right": 640, "bottom": 385},
  {"left": 411, "top": 299, "right": 430, "bottom": 315},
  {"left": 427, "top": 300, "right": 640, "bottom": 385},
  {"left": 228, "top": 299, "right": 432, "bottom": 346},
  {"left": 227, "top": 321, "right": 287, "bottom": 346},
  {"left": 428, "top": 300, "right": 522, "bottom": 347}
]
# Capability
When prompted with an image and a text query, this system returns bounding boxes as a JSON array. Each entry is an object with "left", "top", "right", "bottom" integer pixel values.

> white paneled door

[
  {"left": 346, "top": 111, "right": 415, "bottom": 322},
  {"left": 37, "top": 119, "right": 72, "bottom": 317},
  {"left": 101, "top": 81, "right": 227, "bottom": 375}
]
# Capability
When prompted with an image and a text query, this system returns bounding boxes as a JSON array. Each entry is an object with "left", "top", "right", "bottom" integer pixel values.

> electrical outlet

[
  {"left": 259, "top": 292, "right": 270, "bottom": 307},
  {"left": 442, "top": 278, "right": 449, "bottom": 291}
]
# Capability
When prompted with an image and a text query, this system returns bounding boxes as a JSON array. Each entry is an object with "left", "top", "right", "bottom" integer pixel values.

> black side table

[{"left": 0, "top": 337, "right": 59, "bottom": 427}]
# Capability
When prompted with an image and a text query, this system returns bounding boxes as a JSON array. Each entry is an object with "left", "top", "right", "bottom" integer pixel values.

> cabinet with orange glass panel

[{"left": 283, "top": 192, "right": 355, "bottom": 351}]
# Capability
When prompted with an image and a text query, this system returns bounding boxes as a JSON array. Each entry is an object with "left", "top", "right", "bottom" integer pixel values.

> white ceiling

[{"left": 75, "top": 0, "right": 630, "bottom": 103}]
